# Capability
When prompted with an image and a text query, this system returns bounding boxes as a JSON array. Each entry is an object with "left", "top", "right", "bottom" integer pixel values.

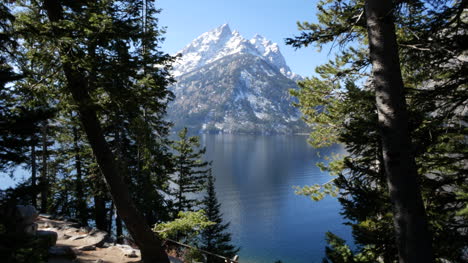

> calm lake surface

[
  {"left": 0, "top": 134, "right": 353, "bottom": 262},
  {"left": 200, "top": 134, "right": 353, "bottom": 263}
]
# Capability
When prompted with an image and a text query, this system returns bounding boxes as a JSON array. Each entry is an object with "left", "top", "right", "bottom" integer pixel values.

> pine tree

[
  {"left": 287, "top": 0, "right": 467, "bottom": 261},
  {"left": 0, "top": 3, "right": 48, "bottom": 173},
  {"left": 200, "top": 174, "right": 239, "bottom": 263},
  {"left": 13, "top": 0, "right": 175, "bottom": 261},
  {"left": 171, "top": 128, "right": 211, "bottom": 214}
]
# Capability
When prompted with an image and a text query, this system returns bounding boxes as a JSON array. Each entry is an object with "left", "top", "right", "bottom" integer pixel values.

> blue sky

[{"left": 156, "top": 0, "right": 332, "bottom": 77}]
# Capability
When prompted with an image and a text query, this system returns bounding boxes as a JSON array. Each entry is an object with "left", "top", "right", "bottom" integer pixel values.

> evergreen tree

[
  {"left": 171, "top": 128, "right": 211, "bottom": 214},
  {"left": 9, "top": 0, "right": 176, "bottom": 261},
  {"left": 0, "top": 3, "right": 48, "bottom": 173},
  {"left": 200, "top": 174, "right": 239, "bottom": 263},
  {"left": 287, "top": 0, "right": 467, "bottom": 262}
]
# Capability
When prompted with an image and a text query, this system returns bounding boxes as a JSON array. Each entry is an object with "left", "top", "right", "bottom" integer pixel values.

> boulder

[
  {"left": 82, "top": 230, "right": 108, "bottom": 247},
  {"left": 76, "top": 244, "right": 96, "bottom": 251},
  {"left": 115, "top": 244, "right": 140, "bottom": 258},
  {"left": 15, "top": 205, "right": 38, "bottom": 225},
  {"left": 23, "top": 223, "right": 38, "bottom": 235},
  {"left": 48, "top": 246, "right": 76, "bottom": 260},
  {"left": 169, "top": 256, "right": 185, "bottom": 263},
  {"left": 69, "top": 234, "right": 87, "bottom": 240},
  {"left": 37, "top": 230, "right": 58, "bottom": 247}
]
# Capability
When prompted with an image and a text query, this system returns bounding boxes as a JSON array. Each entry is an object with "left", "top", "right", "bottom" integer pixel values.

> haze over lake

[{"left": 200, "top": 134, "right": 352, "bottom": 263}]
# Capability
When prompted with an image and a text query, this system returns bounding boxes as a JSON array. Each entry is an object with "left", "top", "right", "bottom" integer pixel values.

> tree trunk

[
  {"left": 31, "top": 144, "right": 37, "bottom": 207},
  {"left": 94, "top": 195, "right": 107, "bottom": 231},
  {"left": 108, "top": 201, "right": 113, "bottom": 234},
  {"left": 364, "top": 1, "right": 434, "bottom": 262},
  {"left": 40, "top": 123, "right": 48, "bottom": 213},
  {"left": 73, "top": 126, "right": 87, "bottom": 226},
  {"left": 42, "top": 1, "right": 169, "bottom": 262},
  {"left": 116, "top": 213, "right": 123, "bottom": 244}
]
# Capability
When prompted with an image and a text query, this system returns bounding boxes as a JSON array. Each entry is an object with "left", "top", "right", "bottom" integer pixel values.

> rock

[
  {"left": 95, "top": 260, "right": 104, "bottom": 263},
  {"left": 37, "top": 230, "right": 58, "bottom": 247},
  {"left": 79, "top": 226, "right": 92, "bottom": 233},
  {"left": 15, "top": 205, "right": 38, "bottom": 225},
  {"left": 69, "top": 234, "right": 87, "bottom": 240},
  {"left": 101, "top": 242, "right": 113, "bottom": 248},
  {"left": 39, "top": 213, "right": 53, "bottom": 219},
  {"left": 116, "top": 244, "right": 140, "bottom": 258},
  {"left": 169, "top": 256, "right": 184, "bottom": 263},
  {"left": 83, "top": 230, "right": 108, "bottom": 247},
  {"left": 23, "top": 223, "right": 38, "bottom": 235},
  {"left": 76, "top": 244, "right": 96, "bottom": 251},
  {"left": 48, "top": 246, "right": 76, "bottom": 260}
]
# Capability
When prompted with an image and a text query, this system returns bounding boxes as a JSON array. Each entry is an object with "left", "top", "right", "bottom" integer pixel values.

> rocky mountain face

[{"left": 168, "top": 24, "right": 306, "bottom": 134}]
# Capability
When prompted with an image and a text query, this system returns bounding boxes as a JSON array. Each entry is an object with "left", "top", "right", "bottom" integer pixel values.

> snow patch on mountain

[{"left": 172, "top": 24, "right": 301, "bottom": 80}]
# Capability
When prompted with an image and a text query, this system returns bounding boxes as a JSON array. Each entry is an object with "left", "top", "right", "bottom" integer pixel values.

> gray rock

[
  {"left": 169, "top": 256, "right": 184, "bottom": 263},
  {"left": 48, "top": 246, "right": 76, "bottom": 259},
  {"left": 101, "top": 242, "right": 113, "bottom": 248},
  {"left": 23, "top": 223, "right": 38, "bottom": 235},
  {"left": 39, "top": 213, "right": 53, "bottom": 219},
  {"left": 83, "top": 230, "right": 108, "bottom": 247},
  {"left": 79, "top": 226, "right": 92, "bottom": 233},
  {"left": 116, "top": 244, "right": 140, "bottom": 258},
  {"left": 69, "top": 234, "right": 87, "bottom": 240},
  {"left": 15, "top": 205, "right": 38, "bottom": 225},
  {"left": 37, "top": 230, "right": 58, "bottom": 247},
  {"left": 77, "top": 245, "right": 96, "bottom": 251}
]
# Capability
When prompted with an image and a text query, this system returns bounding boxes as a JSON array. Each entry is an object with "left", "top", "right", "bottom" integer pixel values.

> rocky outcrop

[
  {"left": 36, "top": 216, "right": 184, "bottom": 263},
  {"left": 14, "top": 205, "right": 39, "bottom": 235}
]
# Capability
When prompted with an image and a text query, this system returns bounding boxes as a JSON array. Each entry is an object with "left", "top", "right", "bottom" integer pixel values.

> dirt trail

[{"left": 37, "top": 216, "right": 143, "bottom": 263}]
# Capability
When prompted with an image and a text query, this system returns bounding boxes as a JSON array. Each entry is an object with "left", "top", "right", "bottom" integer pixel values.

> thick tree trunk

[
  {"left": 42, "top": 1, "right": 169, "bottom": 262},
  {"left": 364, "top": 1, "right": 434, "bottom": 262},
  {"left": 73, "top": 126, "right": 87, "bottom": 226},
  {"left": 108, "top": 201, "right": 113, "bottom": 234},
  {"left": 31, "top": 144, "right": 37, "bottom": 207},
  {"left": 94, "top": 195, "right": 107, "bottom": 231},
  {"left": 40, "top": 123, "right": 48, "bottom": 213},
  {"left": 116, "top": 213, "right": 123, "bottom": 244}
]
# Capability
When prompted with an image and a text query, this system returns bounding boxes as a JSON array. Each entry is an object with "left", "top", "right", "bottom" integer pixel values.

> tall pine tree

[
  {"left": 171, "top": 128, "right": 211, "bottom": 214},
  {"left": 287, "top": 0, "right": 467, "bottom": 261},
  {"left": 200, "top": 174, "right": 239, "bottom": 263}
]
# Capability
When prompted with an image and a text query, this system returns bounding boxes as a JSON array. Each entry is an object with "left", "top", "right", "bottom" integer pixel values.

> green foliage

[
  {"left": 200, "top": 175, "right": 239, "bottom": 263},
  {"left": 0, "top": 2, "right": 50, "bottom": 173},
  {"left": 183, "top": 248, "right": 206, "bottom": 263},
  {"left": 0, "top": 236, "right": 49, "bottom": 263},
  {"left": 322, "top": 232, "right": 377, "bottom": 263},
  {"left": 171, "top": 128, "right": 211, "bottom": 214},
  {"left": 153, "top": 210, "right": 214, "bottom": 241},
  {"left": 288, "top": 0, "right": 467, "bottom": 261}
]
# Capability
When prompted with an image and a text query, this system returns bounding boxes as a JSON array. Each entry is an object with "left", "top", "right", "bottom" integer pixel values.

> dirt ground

[{"left": 37, "top": 216, "right": 142, "bottom": 263}]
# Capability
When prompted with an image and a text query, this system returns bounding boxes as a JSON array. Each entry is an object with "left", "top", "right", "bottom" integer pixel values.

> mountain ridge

[
  {"left": 172, "top": 24, "right": 301, "bottom": 81},
  {"left": 168, "top": 25, "right": 307, "bottom": 134}
]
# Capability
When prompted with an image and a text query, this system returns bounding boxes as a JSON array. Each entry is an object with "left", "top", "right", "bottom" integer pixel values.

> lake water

[
  {"left": 0, "top": 134, "right": 353, "bottom": 262},
  {"left": 200, "top": 134, "right": 353, "bottom": 263}
]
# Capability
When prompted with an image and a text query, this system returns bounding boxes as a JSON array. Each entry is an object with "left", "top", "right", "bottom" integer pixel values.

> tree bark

[
  {"left": 364, "top": 1, "right": 434, "bottom": 262},
  {"left": 94, "top": 195, "right": 107, "bottom": 231},
  {"left": 31, "top": 144, "right": 37, "bottom": 207},
  {"left": 42, "top": 1, "right": 169, "bottom": 262},
  {"left": 40, "top": 123, "right": 48, "bottom": 213},
  {"left": 73, "top": 126, "right": 87, "bottom": 226},
  {"left": 116, "top": 213, "right": 123, "bottom": 244}
]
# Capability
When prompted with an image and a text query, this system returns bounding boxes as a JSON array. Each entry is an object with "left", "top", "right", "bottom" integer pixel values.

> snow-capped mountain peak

[
  {"left": 168, "top": 25, "right": 306, "bottom": 134},
  {"left": 172, "top": 24, "right": 300, "bottom": 80}
]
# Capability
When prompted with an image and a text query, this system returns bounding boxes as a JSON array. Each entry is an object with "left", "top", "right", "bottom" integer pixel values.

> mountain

[{"left": 167, "top": 24, "right": 306, "bottom": 134}]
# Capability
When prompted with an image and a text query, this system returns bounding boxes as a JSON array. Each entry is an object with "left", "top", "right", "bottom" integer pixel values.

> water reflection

[{"left": 200, "top": 134, "right": 352, "bottom": 263}]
